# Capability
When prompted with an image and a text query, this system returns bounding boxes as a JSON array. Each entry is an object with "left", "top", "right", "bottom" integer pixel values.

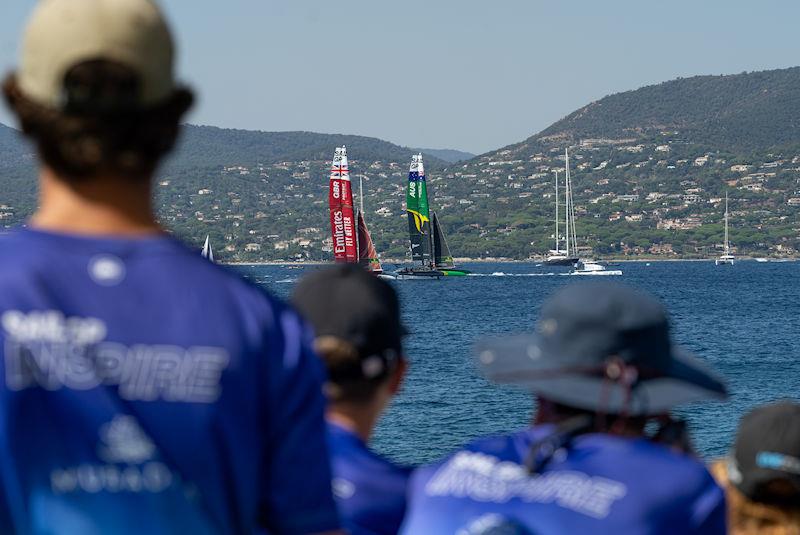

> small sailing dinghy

[
  {"left": 545, "top": 149, "right": 579, "bottom": 266},
  {"left": 201, "top": 235, "right": 215, "bottom": 262},
  {"left": 328, "top": 146, "right": 392, "bottom": 277},
  {"left": 715, "top": 192, "right": 734, "bottom": 266},
  {"left": 396, "top": 154, "right": 468, "bottom": 280}
]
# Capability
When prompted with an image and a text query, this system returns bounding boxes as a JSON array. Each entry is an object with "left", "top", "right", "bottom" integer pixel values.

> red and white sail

[
  {"left": 328, "top": 146, "right": 358, "bottom": 262},
  {"left": 357, "top": 211, "right": 383, "bottom": 274}
]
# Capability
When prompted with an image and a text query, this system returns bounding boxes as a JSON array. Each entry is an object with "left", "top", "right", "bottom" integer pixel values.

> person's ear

[{"left": 388, "top": 357, "right": 408, "bottom": 395}]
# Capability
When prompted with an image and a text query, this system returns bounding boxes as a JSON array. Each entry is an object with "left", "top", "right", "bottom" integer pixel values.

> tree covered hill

[
  {"left": 528, "top": 67, "right": 800, "bottom": 151},
  {"left": 166, "top": 125, "right": 448, "bottom": 169},
  {"left": 412, "top": 148, "right": 475, "bottom": 163},
  {"left": 2, "top": 67, "right": 800, "bottom": 261},
  {"left": 443, "top": 67, "right": 800, "bottom": 260}
]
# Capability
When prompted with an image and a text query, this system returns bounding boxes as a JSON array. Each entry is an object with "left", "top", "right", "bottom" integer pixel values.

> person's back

[
  {"left": 400, "top": 282, "right": 729, "bottom": 534},
  {"left": 0, "top": 230, "right": 336, "bottom": 533},
  {"left": 326, "top": 420, "right": 411, "bottom": 534},
  {"left": 0, "top": 0, "right": 341, "bottom": 532},
  {"left": 293, "top": 266, "right": 411, "bottom": 535},
  {"left": 404, "top": 425, "right": 723, "bottom": 534}
]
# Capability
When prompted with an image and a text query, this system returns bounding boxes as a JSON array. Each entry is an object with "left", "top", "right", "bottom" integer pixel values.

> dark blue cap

[
  {"left": 476, "top": 281, "right": 727, "bottom": 415},
  {"left": 292, "top": 264, "right": 406, "bottom": 381}
]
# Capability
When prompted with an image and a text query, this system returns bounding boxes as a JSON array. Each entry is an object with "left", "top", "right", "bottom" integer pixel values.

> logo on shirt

[
  {"left": 425, "top": 451, "right": 627, "bottom": 519},
  {"left": 332, "top": 477, "right": 356, "bottom": 500},
  {"left": 3, "top": 310, "right": 231, "bottom": 403},
  {"left": 88, "top": 254, "right": 126, "bottom": 286},
  {"left": 98, "top": 415, "right": 156, "bottom": 464},
  {"left": 50, "top": 414, "right": 175, "bottom": 495}
]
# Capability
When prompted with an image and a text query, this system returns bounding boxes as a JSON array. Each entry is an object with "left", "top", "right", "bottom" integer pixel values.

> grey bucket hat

[{"left": 476, "top": 282, "right": 728, "bottom": 416}]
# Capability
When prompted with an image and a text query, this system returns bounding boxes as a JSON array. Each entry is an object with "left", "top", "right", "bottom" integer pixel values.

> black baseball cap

[
  {"left": 292, "top": 264, "right": 406, "bottom": 381},
  {"left": 728, "top": 401, "right": 800, "bottom": 505},
  {"left": 476, "top": 281, "right": 728, "bottom": 416}
]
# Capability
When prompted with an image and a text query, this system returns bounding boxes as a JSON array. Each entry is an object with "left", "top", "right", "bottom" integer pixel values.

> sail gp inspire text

[
  {"left": 425, "top": 451, "right": 627, "bottom": 519},
  {"left": 2, "top": 310, "right": 230, "bottom": 403}
]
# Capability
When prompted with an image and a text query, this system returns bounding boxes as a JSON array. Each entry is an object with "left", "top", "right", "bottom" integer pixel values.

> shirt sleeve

[{"left": 260, "top": 307, "right": 340, "bottom": 534}]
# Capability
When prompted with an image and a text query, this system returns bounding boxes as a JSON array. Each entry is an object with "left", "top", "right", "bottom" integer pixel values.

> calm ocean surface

[{"left": 235, "top": 261, "right": 800, "bottom": 466}]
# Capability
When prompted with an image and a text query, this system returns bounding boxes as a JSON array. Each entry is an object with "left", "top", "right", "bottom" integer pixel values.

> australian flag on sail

[{"left": 406, "top": 154, "right": 431, "bottom": 263}]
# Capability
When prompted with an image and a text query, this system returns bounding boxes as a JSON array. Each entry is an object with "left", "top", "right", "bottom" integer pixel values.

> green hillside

[
  {"left": 167, "top": 125, "right": 447, "bottom": 170},
  {"left": 2, "top": 67, "right": 800, "bottom": 260},
  {"left": 533, "top": 67, "right": 800, "bottom": 150}
]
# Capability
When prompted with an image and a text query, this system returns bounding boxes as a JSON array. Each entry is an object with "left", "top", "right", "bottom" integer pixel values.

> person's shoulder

[
  {"left": 573, "top": 434, "right": 723, "bottom": 515},
  {"left": 594, "top": 434, "right": 712, "bottom": 472},
  {"left": 328, "top": 423, "right": 411, "bottom": 480},
  {"left": 410, "top": 428, "right": 533, "bottom": 485},
  {"left": 0, "top": 228, "right": 47, "bottom": 265}
]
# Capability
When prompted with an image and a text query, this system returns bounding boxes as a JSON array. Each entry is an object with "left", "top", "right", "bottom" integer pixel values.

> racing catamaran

[
  {"left": 328, "top": 146, "right": 358, "bottom": 263},
  {"left": 328, "top": 146, "right": 390, "bottom": 277},
  {"left": 396, "top": 153, "right": 468, "bottom": 279}
]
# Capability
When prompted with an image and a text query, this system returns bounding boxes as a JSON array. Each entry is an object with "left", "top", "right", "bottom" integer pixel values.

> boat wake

[{"left": 467, "top": 272, "right": 562, "bottom": 277}]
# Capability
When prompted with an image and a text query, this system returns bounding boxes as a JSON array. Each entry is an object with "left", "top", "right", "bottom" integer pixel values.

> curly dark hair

[{"left": 2, "top": 59, "right": 193, "bottom": 181}]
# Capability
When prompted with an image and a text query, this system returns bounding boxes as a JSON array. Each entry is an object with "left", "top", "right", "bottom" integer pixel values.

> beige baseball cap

[{"left": 16, "top": 0, "right": 175, "bottom": 110}]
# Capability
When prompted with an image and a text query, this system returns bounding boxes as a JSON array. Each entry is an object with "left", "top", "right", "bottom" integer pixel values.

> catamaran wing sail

[
  {"left": 328, "top": 146, "right": 358, "bottom": 263},
  {"left": 432, "top": 212, "right": 455, "bottom": 269},
  {"left": 406, "top": 153, "right": 431, "bottom": 265},
  {"left": 357, "top": 211, "right": 383, "bottom": 274}
]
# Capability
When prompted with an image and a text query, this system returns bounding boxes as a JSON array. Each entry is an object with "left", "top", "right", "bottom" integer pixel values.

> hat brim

[{"left": 476, "top": 334, "right": 727, "bottom": 416}]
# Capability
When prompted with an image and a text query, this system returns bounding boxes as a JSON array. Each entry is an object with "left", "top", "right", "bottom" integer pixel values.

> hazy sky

[{"left": 2, "top": 1, "right": 800, "bottom": 154}]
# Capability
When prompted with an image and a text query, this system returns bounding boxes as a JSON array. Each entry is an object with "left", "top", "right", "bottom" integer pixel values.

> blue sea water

[{"left": 236, "top": 261, "right": 800, "bottom": 466}]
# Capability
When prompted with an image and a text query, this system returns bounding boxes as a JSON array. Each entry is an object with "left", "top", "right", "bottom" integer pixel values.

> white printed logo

[
  {"left": 332, "top": 477, "right": 356, "bottom": 500},
  {"left": 426, "top": 451, "right": 627, "bottom": 519},
  {"left": 50, "top": 415, "right": 174, "bottom": 495},
  {"left": 98, "top": 415, "right": 156, "bottom": 464},
  {"left": 3, "top": 310, "right": 230, "bottom": 403},
  {"left": 88, "top": 254, "right": 126, "bottom": 286}
]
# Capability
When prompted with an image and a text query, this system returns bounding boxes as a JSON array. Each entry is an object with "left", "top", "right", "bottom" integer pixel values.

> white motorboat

[{"left": 569, "top": 260, "right": 622, "bottom": 276}]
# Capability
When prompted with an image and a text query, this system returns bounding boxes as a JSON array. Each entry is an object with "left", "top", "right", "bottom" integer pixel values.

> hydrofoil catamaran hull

[{"left": 395, "top": 268, "right": 444, "bottom": 280}]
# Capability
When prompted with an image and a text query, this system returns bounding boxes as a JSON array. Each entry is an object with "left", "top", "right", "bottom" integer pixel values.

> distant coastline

[{"left": 222, "top": 256, "right": 797, "bottom": 266}]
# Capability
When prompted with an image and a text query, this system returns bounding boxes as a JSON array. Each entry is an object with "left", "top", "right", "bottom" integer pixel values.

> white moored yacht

[
  {"left": 544, "top": 150, "right": 579, "bottom": 266},
  {"left": 715, "top": 193, "right": 734, "bottom": 266}
]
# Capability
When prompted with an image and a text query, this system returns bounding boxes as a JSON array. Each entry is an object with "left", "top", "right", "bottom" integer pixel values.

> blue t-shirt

[
  {"left": 327, "top": 421, "right": 410, "bottom": 535},
  {"left": 400, "top": 425, "right": 726, "bottom": 535},
  {"left": 0, "top": 227, "right": 340, "bottom": 534}
]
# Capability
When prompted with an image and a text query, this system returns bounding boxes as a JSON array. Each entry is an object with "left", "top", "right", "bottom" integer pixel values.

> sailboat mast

[
  {"left": 359, "top": 175, "right": 365, "bottom": 214},
  {"left": 570, "top": 169, "right": 577, "bottom": 254},
  {"left": 554, "top": 170, "right": 559, "bottom": 253},
  {"left": 724, "top": 192, "right": 729, "bottom": 254},
  {"left": 564, "top": 149, "right": 570, "bottom": 257}
]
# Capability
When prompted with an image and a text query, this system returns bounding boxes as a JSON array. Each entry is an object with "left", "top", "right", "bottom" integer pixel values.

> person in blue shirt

[
  {"left": 401, "top": 281, "right": 730, "bottom": 535},
  {"left": 0, "top": 1, "right": 341, "bottom": 533},
  {"left": 292, "top": 265, "right": 411, "bottom": 535}
]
